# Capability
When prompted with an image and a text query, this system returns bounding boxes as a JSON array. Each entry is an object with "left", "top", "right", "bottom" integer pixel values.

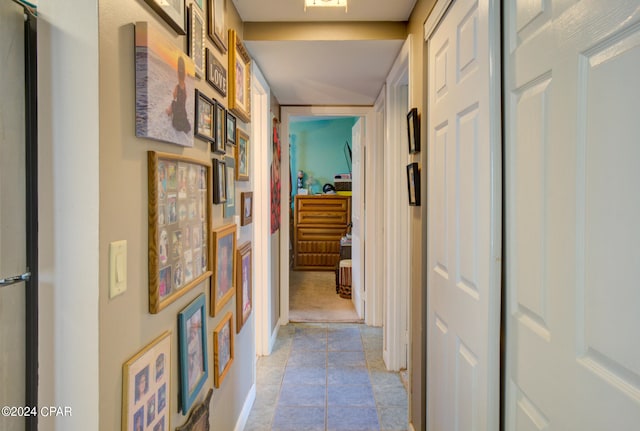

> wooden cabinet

[{"left": 294, "top": 195, "right": 351, "bottom": 270}]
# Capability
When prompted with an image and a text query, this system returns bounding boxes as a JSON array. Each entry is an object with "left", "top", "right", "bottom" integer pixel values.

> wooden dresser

[{"left": 294, "top": 195, "right": 351, "bottom": 270}]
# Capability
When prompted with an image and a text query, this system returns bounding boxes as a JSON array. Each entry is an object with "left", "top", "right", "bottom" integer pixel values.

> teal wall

[{"left": 290, "top": 117, "right": 356, "bottom": 197}]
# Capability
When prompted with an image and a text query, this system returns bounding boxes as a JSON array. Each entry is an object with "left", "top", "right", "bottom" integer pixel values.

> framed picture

[
  {"left": 226, "top": 111, "right": 236, "bottom": 145},
  {"left": 178, "top": 294, "right": 208, "bottom": 414},
  {"left": 136, "top": 22, "right": 195, "bottom": 148},
  {"left": 211, "top": 223, "right": 236, "bottom": 316},
  {"left": 407, "top": 107, "right": 420, "bottom": 154},
  {"left": 122, "top": 331, "right": 171, "bottom": 431},
  {"left": 194, "top": 0, "right": 203, "bottom": 10},
  {"left": 236, "top": 242, "right": 252, "bottom": 333},
  {"left": 148, "top": 152, "right": 212, "bottom": 313},
  {"left": 213, "top": 312, "right": 234, "bottom": 387},
  {"left": 213, "top": 101, "right": 226, "bottom": 154},
  {"left": 207, "top": 0, "right": 227, "bottom": 53},
  {"left": 240, "top": 192, "right": 252, "bottom": 226},
  {"left": 228, "top": 29, "right": 251, "bottom": 122},
  {"left": 205, "top": 48, "right": 227, "bottom": 97},
  {"left": 194, "top": 90, "right": 214, "bottom": 144},
  {"left": 142, "top": 0, "right": 186, "bottom": 35},
  {"left": 176, "top": 389, "right": 212, "bottom": 431},
  {"left": 224, "top": 155, "right": 236, "bottom": 218},
  {"left": 407, "top": 162, "right": 421, "bottom": 206},
  {"left": 235, "top": 129, "right": 249, "bottom": 181},
  {"left": 213, "top": 158, "right": 226, "bottom": 204},
  {"left": 187, "top": 4, "right": 205, "bottom": 78}
]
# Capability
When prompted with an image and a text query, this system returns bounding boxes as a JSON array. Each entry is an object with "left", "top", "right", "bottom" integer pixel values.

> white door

[
  {"left": 426, "top": 0, "right": 502, "bottom": 429},
  {"left": 504, "top": 0, "right": 640, "bottom": 429},
  {"left": 351, "top": 118, "right": 365, "bottom": 318}
]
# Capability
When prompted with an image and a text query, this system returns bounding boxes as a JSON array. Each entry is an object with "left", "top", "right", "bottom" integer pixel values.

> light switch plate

[{"left": 109, "top": 240, "right": 127, "bottom": 298}]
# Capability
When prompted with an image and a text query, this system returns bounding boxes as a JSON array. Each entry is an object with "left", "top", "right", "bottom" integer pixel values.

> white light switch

[{"left": 109, "top": 240, "right": 127, "bottom": 298}]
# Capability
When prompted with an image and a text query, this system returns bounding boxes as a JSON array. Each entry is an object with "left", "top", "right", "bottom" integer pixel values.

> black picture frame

[
  {"left": 407, "top": 107, "right": 420, "bottom": 154},
  {"left": 226, "top": 111, "right": 236, "bottom": 146},
  {"left": 213, "top": 158, "right": 227, "bottom": 204},
  {"left": 213, "top": 101, "right": 226, "bottom": 155},
  {"left": 194, "top": 90, "right": 215, "bottom": 144},
  {"left": 143, "top": 0, "right": 186, "bottom": 35},
  {"left": 407, "top": 162, "right": 421, "bottom": 206},
  {"left": 206, "top": 48, "right": 227, "bottom": 97}
]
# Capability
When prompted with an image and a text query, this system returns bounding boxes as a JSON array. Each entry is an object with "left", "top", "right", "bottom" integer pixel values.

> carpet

[{"left": 289, "top": 270, "right": 362, "bottom": 323}]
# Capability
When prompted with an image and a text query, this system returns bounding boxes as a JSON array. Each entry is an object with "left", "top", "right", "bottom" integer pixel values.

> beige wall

[
  {"left": 98, "top": 1, "right": 255, "bottom": 429},
  {"left": 407, "top": 1, "right": 436, "bottom": 430}
]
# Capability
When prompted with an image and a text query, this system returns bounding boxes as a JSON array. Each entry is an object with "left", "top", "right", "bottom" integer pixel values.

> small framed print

[
  {"left": 224, "top": 155, "right": 236, "bottom": 218},
  {"left": 407, "top": 107, "right": 420, "bottom": 154},
  {"left": 176, "top": 389, "right": 212, "bottom": 431},
  {"left": 240, "top": 192, "right": 252, "bottom": 226},
  {"left": 228, "top": 29, "right": 251, "bottom": 122},
  {"left": 213, "top": 101, "right": 226, "bottom": 154},
  {"left": 208, "top": 0, "right": 227, "bottom": 53},
  {"left": 235, "top": 129, "right": 249, "bottom": 181},
  {"left": 213, "top": 158, "right": 226, "bottom": 204},
  {"left": 143, "top": 0, "right": 186, "bottom": 35},
  {"left": 187, "top": 4, "right": 205, "bottom": 78},
  {"left": 178, "top": 294, "right": 208, "bottom": 413},
  {"left": 211, "top": 223, "right": 236, "bottom": 316},
  {"left": 206, "top": 48, "right": 227, "bottom": 97},
  {"left": 122, "top": 331, "right": 171, "bottom": 431},
  {"left": 226, "top": 111, "right": 236, "bottom": 146},
  {"left": 236, "top": 242, "right": 252, "bottom": 333},
  {"left": 148, "top": 152, "right": 212, "bottom": 313},
  {"left": 213, "top": 311, "right": 234, "bottom": 387},
  {"left": 407, "top": 162, "right": 421, "bottom": 206},
  {"left": 194, "top": 90, "right": 214, "bottom": 144}
]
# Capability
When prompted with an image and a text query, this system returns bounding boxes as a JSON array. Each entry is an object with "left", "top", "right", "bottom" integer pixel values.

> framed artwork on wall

[
  {"left": 213, "top": 311, "right": 234, "bottom": 387},
  {"left": 407, "top": 162, "right": 421, "bottom": 206},
  {"left": 213, "top": 158, "right": 226, "bottom": 204},
  {"left": 135, "top": 22, "right": 195, "bottom": 148},
  {"left": 211, "top": 223, "right": 236, "bottom": 316},
  {"left": 226, "top": 111, "right": 236, "bottom": 145},
  {"left": 407, "top": 107, "right": 420, "bottom": 154},
  {"left": 142, "top": 0, "right": 186, "bottom": 35},
  {"left": 235, "top": 129, "right": 249, "bottom": 181},
  {"left": 122, "top": 331, "right": 171, "bottom": 431},
  {"left": 148, "top": 152, "right": 212, "bottom": 313},
  {"left": 236, "top": 242, "right": 252, "bottom": 333},
  {"left": 240, "top": 192, "right": 252, "bottom": 226},
  {"left": 224, "top": 155, "right": 236, "bottom": 218},
  {"left": 206, "top": 48, "right": 227, "bottom": 97},
  {"left": 194, "top": 90, "right": 214, "bottom": 144},
  {"left": 213, "top": 101, "right": 226, "bottom": 154},
  {"left": 187, "top": 4, "right": 205, "bottom": 78},
  {"left": 175, "top": 389, "right": 212, "bottom": 431},
  {"left": 228, "top": 29, "right": 251, "bottom": 122},
  {"left": 178, "top": 294, "right": 208, "bottom": 414},
  {"left": 207, "top": 0, "right": 227, "bottom": 53}
]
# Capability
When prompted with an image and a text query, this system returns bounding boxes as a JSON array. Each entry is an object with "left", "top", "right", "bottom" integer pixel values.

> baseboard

[
  {"left": 408, "top": 423, "right": 416, "bottom": 431},
  {"left": 233, "top": 383, "right": 256, "bottom": 431},
  {"left": 268, "top": 319, "right": 282, "bottom": 353}
]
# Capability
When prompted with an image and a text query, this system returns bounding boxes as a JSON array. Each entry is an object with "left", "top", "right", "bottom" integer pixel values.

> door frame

[
  {"left": 383, "top": 36, "right": 411, "bottom": 371},
  {"left": 280, "top": 106, "right": 379, "bottom": 325}
]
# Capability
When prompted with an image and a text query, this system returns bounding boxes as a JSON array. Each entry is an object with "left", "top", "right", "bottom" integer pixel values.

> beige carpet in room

[{"left": 289, "top": 270, "right": 362, "bottom": 322}]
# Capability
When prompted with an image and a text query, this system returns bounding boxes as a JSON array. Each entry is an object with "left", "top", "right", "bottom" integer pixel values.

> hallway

[{"left": 244, "top": 323, "right": 408, "bottom": 431}]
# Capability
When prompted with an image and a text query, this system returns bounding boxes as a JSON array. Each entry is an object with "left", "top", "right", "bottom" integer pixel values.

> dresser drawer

[
  {"left": 295, "top": 253, "right": 341, "bottom": 269},
  {"left": 296, "top": 196, "right": 349, "bottom": 214},
  {"left": 296, "top": 227, "right": 346, "bottom": 242},
  {"left": 297, "top": 211, "right": 349, "bottom": 225}
]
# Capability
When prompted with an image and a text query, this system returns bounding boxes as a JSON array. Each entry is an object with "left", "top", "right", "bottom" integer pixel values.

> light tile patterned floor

[{"left": 244, "top": 323, "right": 408, "bottom": 431}]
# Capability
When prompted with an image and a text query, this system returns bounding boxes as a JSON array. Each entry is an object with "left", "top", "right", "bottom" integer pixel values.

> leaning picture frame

[
  {"left": 208, "top": 0, "right": 227, "bottom": 53},
  {"left": 142, "top": 0, "right": 186, "bottom": 35},
  {"left": 407, "top": 162, "right": 421, "bottom": 206},
  {"left": 211, "top": 223, "right": 237, "bottom": 316},
  {"left": 148, "top": 152, "right": 212, "bottom": 313},
  {"left": 235, "top": 129, "right": 249, "bottom": 181},
  {"left": 194, "top": 90, "right": 215, "bottom": 144},
  {"left": 407, "top": 107, "right": 420, "bottom": 154},
  {"left": 240, "top": 192, "right": 252, "bottom": 226},
  {"left": 236, "top": 242, "right": 252, "bottom": 333},
  {"left": 228, "top": 29, "right": 251, "bottom": 122},
  {"left": 213, "top": 311, "right": 234, "bottom": 387},
  {"left": 178, "top": 294, "right": 209, "bottom": 414},
  {"left": 176, "top": 388, "right": 212, "bottom": 431},
  {"left": 122, "top": 331, "right": 171, "bottom": 431},
  {"left": 213, "top": 158, "right": 227, "bottom": 204},
  {"left": 187, "top": 4, "right": 205, "bottom": 78}
]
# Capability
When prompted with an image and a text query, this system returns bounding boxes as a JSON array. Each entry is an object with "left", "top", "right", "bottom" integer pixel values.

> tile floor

[{"left": 244, "top": 323, "right": 408, "bottom": 431}]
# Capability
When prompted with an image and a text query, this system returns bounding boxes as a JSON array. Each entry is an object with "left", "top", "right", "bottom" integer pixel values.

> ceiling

[{"left": 233, "top": 0, "right": 417, "bottom": 106}]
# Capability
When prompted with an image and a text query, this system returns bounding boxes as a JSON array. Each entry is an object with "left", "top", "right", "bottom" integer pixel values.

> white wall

[{"left": 37, "top": 0, "right": 101, "bottom": 429}]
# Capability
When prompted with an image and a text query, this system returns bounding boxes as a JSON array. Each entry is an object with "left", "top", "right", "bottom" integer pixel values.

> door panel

[
  {"left": 0, "top": 2, "right": 27, "bottom": 431},
  {"left": 505, "top": 0, "right": 640, "bottom": 429},
  {"left": 427, "top": 0, "right": 501, "bottom": 430}
]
